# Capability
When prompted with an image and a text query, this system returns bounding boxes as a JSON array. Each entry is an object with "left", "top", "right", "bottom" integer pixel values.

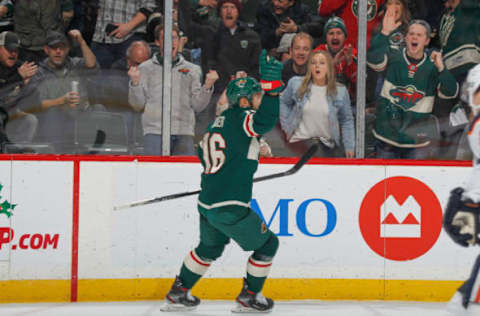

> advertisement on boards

[
  {"left": 359, "top": 176, "right": 443, "bottom": 261},
  {"left": 78, "top": 161, "right": 477, "bottom": 281},
  {"left": 0, "top": 161, "right": 73, "bottom": 279}
]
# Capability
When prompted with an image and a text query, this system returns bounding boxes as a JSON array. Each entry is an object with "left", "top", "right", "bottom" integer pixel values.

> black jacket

[
  {"left": 0, "top": 61, "right": 28, "bottom": 113},
  {"left": 207, "top": 22, "right": 262, "bottom": 92},
  {"left": 255, "top": 0, "right": 325, "bottom": 51}
]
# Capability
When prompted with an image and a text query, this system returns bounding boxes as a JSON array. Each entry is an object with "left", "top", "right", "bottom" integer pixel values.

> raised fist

[
  {"left": 128, "top": 66, "right": 141, "bottom": 86},
  {"left": 259, "top": 49, "right": 284, "bottom": 94}
]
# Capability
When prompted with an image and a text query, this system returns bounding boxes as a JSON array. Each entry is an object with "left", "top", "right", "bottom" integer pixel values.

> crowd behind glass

[{"left": 0, "top": 0, "right": 477, "bottom": 160}]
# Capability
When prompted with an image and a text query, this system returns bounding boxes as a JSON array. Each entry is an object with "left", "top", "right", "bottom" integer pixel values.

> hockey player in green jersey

[
  {"left": 368, "top": 7, "right": 459, "bottom": 159},
  {"left": 161, "top": 50, "right": 284, "bottom": 313}
]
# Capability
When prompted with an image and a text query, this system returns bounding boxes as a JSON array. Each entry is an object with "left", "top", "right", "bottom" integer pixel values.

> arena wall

[{"left": 0, "top": 155, "right": 474, "bottom": 302}]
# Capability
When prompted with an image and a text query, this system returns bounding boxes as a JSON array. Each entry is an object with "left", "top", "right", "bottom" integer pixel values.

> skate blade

[
  {"left": 160, "top": 303, "right": 197, "bottom": 312},
  {"left": 231, "top": 303, "right": 272, "bottom": 313}
]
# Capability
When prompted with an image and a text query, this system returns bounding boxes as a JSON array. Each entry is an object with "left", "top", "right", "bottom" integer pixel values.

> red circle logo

[{"left": 359, "top": 176, "right": 443, "bottom": 261}]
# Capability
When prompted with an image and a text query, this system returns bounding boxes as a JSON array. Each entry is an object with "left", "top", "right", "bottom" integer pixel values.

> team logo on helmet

[{"left": 226, "top": 77, "right": 262, "bottom": 106}]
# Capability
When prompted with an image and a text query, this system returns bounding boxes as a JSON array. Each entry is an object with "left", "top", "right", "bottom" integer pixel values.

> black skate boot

[
  {"left": 232, "top": 278, "right": 274, "bottom": 313},
  {"left": 160, "top": 276, "right": 200, "bottom": 312}
]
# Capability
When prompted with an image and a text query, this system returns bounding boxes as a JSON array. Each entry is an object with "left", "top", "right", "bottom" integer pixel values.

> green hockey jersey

[
  {"left": 439, "top": 0, "right": 480, "bottom": 78},
  {"left": 367, "top": 33, "right": 459, "bottom": 148},
  {"left": 197, "top": 95, "right": 279, "bottom": 209}
]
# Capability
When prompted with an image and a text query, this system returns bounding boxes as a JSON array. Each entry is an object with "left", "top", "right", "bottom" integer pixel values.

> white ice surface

[{"left": 0, "top": 300, "right": 449, "bottom": 316}]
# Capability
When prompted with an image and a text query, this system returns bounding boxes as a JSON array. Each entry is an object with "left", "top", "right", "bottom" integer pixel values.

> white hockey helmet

[{"left": 462, "top": 64, "right": 480, "bottom": 115}]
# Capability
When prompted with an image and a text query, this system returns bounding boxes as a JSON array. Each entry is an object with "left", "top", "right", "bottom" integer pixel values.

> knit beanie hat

[
  {"left": 324, "top": 16, "right": 347, "bottom": 37},
  {"left": 217, "top": 0, "right": 242, "bottom": 13}
]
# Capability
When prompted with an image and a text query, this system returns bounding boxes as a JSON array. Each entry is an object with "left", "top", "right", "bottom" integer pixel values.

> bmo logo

[
  {"left": 359, "top": 176, "right": 442, "bottom": 261},
  {"left": 251, "top": 198, "right": 337, "bottom": 237},
  {"left": 380, "top": 195, "right": 421, "bottom": 238}
]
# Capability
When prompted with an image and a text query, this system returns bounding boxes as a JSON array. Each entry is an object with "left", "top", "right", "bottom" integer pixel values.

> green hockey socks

[
  {"left": 179, "top": 249, "right": 212, "bottom": 289},
  {"left": 246, "top": 234, "right": 279, "bottom": 293}
]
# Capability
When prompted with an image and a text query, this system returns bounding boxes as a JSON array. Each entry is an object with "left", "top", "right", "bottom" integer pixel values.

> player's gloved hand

[
  {"left": 259, "top": 49, "right": 284, "bottom": 94},
  {"left": 443, "top": 187, "right": 480, "bottom": 247}
]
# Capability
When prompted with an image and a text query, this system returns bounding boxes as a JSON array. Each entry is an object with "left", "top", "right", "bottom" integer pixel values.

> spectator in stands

[
  {"left": 374, "top": 0, "right": 411, "bottom": 50},
  {"left": 207, "top": 0, "right": 261, "bottom": 92},
  {"left": 0, "top": 0, "right": 13, "bottom": 33},
  {"left": 191, "top": 0, "right": 221, "bottom": 28},
  {"left": 178, "top": 0, "right": 261, "bottom": 136},
  {"left": 62, "top": 0, "right": 74, "bottom": 29},
  {"left": 255, "top": 0, "right": 324, "bottom": 53},
  {"left": 434, "top": 0, "right": 480, "bottom": 160},
  {"left": 0, "top": 31, "right": 38, "bottom": 147},
  {"left": 14, "top": 0, "right": 65, "bottom": 63},
  {"left": 281, "top": 32, "right": 312, "bottom": 85},
  {"left": 280, "top": 50, "right": 355, "bottom": 158},
  {"left": 74, "top": 0, "right": 99, "bottom": 46},
  {"left": 276, "top": 33, "right": 294, "bottom": 62},
  {"left": 314, "top": 17, "right": 357, "bottom": 102},
  {"left": 367, "top": 13, "right": 458, "bottom": 159},
  {"left": 128, "top": 24, "right": 219, "bottom": 156},
  {"left": 423, "top": 0, "right": 444, "bottom": 43},
  {"left": 318, "top": 0, "right": 386, "bottom": 50},
  {"left": 91, "top": 0, "right": 156, "bottom": 69},
  {"left": 90, "top": 40, "right": 151, "bottom": 153},
  {"left": 439, "top": 0, "right": 480, "bottom": 83},
  {"left": 28, "top": 30, "right": 99, "bottom": 153}
]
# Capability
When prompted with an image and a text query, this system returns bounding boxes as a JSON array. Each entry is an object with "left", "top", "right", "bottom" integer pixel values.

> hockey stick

[{"left": 113, "top": 140, "right": 319, "bottom": 211}]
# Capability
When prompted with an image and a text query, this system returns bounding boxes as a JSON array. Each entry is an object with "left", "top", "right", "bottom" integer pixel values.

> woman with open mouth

[{"left": 279, "top": 50, "right": 355, "bottom": 158}]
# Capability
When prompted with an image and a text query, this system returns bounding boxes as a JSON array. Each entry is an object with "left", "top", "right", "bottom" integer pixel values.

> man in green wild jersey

[
  {"left": 367, "top": 12, "right": 458, "bottom": 159},
  {"left": 161, "top": 50, "right": 284, "bottom": 314}
]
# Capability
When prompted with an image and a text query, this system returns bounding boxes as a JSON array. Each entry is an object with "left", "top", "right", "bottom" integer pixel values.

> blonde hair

[{"left": 297, "top": 50, "right": 337, "bottom": 99}]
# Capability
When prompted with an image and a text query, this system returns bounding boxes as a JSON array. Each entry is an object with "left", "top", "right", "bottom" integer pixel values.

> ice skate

[
  {"left": 232, "top": 278, "right": 274, "bottom": 313},
  {"left": 160, "top": 276, "right": 200, "bottom": 312}
]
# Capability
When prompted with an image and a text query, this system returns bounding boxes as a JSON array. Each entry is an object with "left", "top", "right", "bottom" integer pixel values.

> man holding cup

[{"left": 26, "top": 30, "right": 99, "bottom": 153}]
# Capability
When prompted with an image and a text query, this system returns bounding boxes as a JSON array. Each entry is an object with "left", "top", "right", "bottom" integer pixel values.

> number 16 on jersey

[{"left": 201, "top": 132, "right": 226, "bottom": 174}]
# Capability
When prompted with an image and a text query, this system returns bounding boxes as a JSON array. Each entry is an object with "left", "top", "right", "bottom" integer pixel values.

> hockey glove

[
  {"left": 443, "top": 187, "right": 480, "bottom": 247},
  {"left": 259, "top": 49, "right": 284, "bottom": 94}
]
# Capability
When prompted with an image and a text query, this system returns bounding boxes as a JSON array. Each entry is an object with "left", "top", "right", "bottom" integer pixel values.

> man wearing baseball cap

[
  {"left": 0, "top": 31, "right": 38, "bottom": 152},
  {"left": 314, "top": 16, "right": 357, "bottom": 101},
  {"left": 26, "top": 29, "right": 99, "bottom": 153}
]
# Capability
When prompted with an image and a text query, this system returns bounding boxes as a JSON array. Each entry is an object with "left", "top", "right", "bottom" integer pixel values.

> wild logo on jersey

[
  {"left": 236, "top": 79, "right": 247, "bottom": 88},
  {"left": 390, "top": 85, "right": 425, "bottom": 107},
  {"left": 389, "top": 31, "right": 405, "bottom": 50},
  {"left": 352, "top": 0, "right": 378, "bottom": 21}
]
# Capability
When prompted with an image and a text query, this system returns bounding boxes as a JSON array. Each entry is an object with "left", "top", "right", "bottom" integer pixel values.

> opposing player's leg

[
  {"left": 446, "top": 255, "right": 480, "bottom": 315},
  {"left": 161, "top": 213, "right": 229, "bottom": 312}
]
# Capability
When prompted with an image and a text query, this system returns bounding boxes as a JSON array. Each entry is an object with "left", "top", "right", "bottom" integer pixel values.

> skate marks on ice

[{"left": 0, "top": 300, "right": 447, "bottom": 316}]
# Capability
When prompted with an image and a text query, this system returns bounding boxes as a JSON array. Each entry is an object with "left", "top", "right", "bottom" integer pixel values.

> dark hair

[{"left": 154, "top": 24, "right": 180, "bottom": 41}]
